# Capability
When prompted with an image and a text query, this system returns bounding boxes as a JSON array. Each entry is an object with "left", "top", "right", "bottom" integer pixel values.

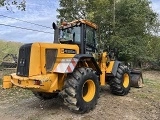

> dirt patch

[{"left": 0, "top": 71, "right": 160, "bottom": 120}]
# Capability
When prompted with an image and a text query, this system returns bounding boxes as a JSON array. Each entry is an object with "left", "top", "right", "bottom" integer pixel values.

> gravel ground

[{"left": 0, "top": 71, "right": 160, "bottom": 120}]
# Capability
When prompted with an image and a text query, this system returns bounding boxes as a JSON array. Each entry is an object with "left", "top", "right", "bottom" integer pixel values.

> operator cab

[{"left": 55, "top": 20, "right": 97, "bottom": 54}]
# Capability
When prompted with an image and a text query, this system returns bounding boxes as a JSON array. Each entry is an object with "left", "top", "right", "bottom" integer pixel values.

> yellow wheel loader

[{"left": 2, "top": 20, "right": 143, "bottom": 113}]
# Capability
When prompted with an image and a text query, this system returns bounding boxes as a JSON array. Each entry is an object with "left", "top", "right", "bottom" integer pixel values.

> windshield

[{"left": 59, "top": 26, "right": 81, "bottom": 42}]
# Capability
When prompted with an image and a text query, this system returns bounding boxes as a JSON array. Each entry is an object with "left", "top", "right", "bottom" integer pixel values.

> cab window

[{"left": 85, "top": 26, "right": 96, "bottom": 53}]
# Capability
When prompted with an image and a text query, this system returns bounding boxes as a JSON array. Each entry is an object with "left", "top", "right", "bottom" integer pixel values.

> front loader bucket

[{"left": 130, "top": 69, "right": 143, "bottom": 88}]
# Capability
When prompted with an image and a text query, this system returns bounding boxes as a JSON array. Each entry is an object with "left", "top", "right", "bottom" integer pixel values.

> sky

[
  {"left": 0, "top": 0, "right": 59, "bottom": 43},
  {"left": 0, "top": 0, "right": 159, "bottom": 43}
]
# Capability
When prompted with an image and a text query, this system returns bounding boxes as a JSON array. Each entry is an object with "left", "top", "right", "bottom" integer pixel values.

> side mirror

[{"left": 52, "top": 22, "right": 57, "bottom": 30}]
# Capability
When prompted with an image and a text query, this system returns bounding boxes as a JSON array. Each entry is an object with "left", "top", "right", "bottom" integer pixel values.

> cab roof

[{"left": 60, "top": 19, "right": 97, "bottom": 30}]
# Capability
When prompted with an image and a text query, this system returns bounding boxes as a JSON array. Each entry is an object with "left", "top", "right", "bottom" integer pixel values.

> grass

[
  {"left": 145, "top": 78, "right": 160, "bottom": 89},
  {"left": 0, "top": 40, "right": 22, "bottom": 62},
  {"left": 0, "top": 39, "right": 28, "bottom": 101},
  {"left": 0, "top": 40, "right": 32, "bottom": 101},
  {"left": 133, "top": 78, "right": 160, "bottom": 101}
]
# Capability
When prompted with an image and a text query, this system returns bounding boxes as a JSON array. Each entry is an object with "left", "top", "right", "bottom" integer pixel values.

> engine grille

[
  {"left": 16, "top": 43, "right": 32, "bottom": 77},
  {"left": 45, "top": 49, "right": 57, "bottom": 71}
]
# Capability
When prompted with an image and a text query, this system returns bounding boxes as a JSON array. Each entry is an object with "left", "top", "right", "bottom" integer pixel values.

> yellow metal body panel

[
  {"left": 106, "top": 61, "right": 115, "bottom": 73},
  {"left": 28, "top": 43, "right": 79, "bottom": 76},
  {"left": 38, "top": 43, "right": 79, "bottom": 74},
  {"left": 11, "top": 73, "right": 65, "bottom": 92},
  {"left": 99, "top": 52, "right": 107, "bottom": 86},
  {"left": 29, "top": 43, "right": 41, "bottom": 76},
  {"left": 98, "top": 52, "right": 115, "bottom": 86},
  {"left": 3, "top": 76, "right": 13, "bottom": 89},
  {"left": 10, "top": 42, "right": 79, "bottom": 92}
]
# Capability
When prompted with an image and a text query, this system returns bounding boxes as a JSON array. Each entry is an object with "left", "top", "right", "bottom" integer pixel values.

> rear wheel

[
  {"left": 32, "top": 91, "right": 59, "bottom": 100},
  {"left": 110, "top": 64, "right": 131, "bottom": 95},
  {"left": 61, "top": 67, "right": 100, "bottom": 113}
]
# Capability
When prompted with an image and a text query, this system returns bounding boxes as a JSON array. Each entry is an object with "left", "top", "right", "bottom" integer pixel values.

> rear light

[{"left": 34, "top": 80, "right": 41, "bottom": 85}]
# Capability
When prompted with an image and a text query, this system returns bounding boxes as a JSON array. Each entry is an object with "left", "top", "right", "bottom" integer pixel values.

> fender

[
  {"left": 112, "top": 61, "right": 122, "bottom": 76},
  {"left": 54, "top": 54, "right": 102, "bottom": 74},
  {"left": 74, "top": 54, "right": 102, "bottom": 74}
]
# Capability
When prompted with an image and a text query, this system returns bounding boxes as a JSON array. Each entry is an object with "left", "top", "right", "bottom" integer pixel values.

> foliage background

[{"left": 57, "top": 0, "right": 160, "bottom": 69}]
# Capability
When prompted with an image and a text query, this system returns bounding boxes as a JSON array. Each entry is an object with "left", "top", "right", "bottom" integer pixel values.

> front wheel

[
  {"left": 110, "top": 64, "right": 131, "bottom": 95},
  {"left": 61, "top": 67, "right": 100, "bottom": 114}
]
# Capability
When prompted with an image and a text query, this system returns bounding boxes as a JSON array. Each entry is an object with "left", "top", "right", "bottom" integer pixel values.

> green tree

[
  {"left": 0, "top": 0, "right": 26, "bottom": 11},
  {"left": 109, "top": 0, "right": 158, "bottom": 64},
  {"left": 57, "top": 0, "right": 88, "bottom": 22},
  {"left": 57, "top": 0, "right": 159, "bottom": 66},
  {"left": 57, "top": 0, "right": 113, "bottom": 48}
]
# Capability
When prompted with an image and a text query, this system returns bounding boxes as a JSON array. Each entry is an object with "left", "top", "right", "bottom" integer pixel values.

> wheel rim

[
  {"left": 123, "top": 73, "right": 129, "bottom": 88},
  {"left": 82, "top": 79, "right": 96, "bottom": 102}
]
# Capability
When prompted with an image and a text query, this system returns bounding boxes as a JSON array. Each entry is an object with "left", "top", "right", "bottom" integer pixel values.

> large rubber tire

[
  {"left": 32, "top": 91, "right": 59, "bottom": 100},
  {"left": 110, "top": 64, "right": 131, "bottom": 96},
  {"left": 61, "top": 67, "right": 100, "bottom": 114}
]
